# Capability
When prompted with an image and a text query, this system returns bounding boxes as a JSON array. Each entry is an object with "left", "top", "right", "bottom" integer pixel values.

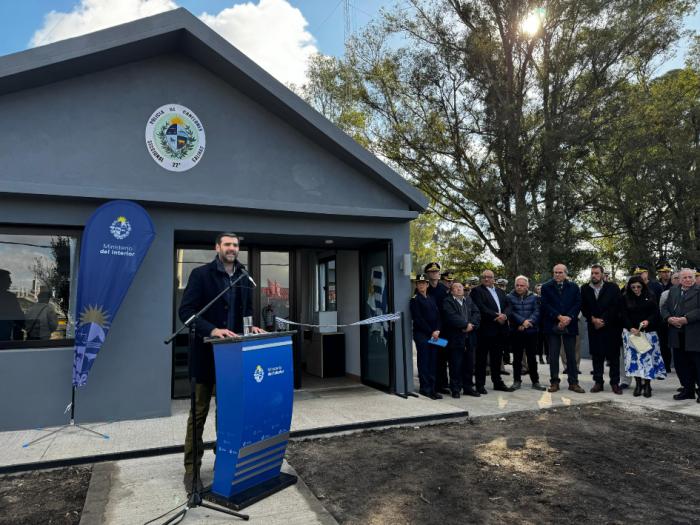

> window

[
  {"left": 317, "top": 257, "right": 337, "bottom": 312},
  {"left": 0, "top": 228, "right": 80, "bottom": 349}
]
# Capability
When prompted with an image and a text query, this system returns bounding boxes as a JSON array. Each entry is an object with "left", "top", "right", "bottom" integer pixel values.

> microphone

[{"left": 241, "top": 267, "right": 257, "bottom": 288}]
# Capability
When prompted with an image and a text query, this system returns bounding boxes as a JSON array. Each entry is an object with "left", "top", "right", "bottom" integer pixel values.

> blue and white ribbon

[{"left": 275, "top": 312, "right": 401, "bottom": 330}]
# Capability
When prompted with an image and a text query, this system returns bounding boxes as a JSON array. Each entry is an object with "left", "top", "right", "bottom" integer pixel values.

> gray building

[{"left": 0, "top": 9, "right": 427, "bottom": 431}]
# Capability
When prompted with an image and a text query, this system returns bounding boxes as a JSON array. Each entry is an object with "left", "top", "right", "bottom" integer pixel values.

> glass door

[
  {"left": 360, "top": 242, "right": 394, "bottom": 391},
  {"left": 259, "top": 251, "right": 290, "bottom": 330}
]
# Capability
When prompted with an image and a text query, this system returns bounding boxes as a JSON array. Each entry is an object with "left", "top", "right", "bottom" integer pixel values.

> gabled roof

[{"left": 0, "top": 8, "right": 427, "bottom": 213}]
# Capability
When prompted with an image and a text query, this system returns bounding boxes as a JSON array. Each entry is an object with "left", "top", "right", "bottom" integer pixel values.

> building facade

[{"left": 0, "top": 9, "right": 427, "bottom": 431}]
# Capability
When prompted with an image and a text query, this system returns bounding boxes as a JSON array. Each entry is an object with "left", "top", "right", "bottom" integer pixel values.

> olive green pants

[{"left": 183, "top": 383, "right": 216, "bottom": 475}]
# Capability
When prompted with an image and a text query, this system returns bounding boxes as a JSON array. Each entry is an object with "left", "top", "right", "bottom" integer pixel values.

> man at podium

[{"left": 178, "top": 232, "right": 264, "bottom": 492}]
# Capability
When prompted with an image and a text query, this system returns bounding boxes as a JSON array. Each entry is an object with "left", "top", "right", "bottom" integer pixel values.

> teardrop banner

[{"left": 72, "top": 200, "right": 156, "bottom": 387}]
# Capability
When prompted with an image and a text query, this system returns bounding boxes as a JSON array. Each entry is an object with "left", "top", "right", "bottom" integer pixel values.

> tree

[
  {"left": 302, "top": 0, "right": 693, "bottom": 277},
  {"left": 586, "top": 67, "right": 700, "bottom": 269}
]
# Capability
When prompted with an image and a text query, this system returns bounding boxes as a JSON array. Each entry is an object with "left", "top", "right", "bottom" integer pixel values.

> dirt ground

[
  {"left": 287, "top": 403, "right": 700, "bottom": 525},
  {"left": 0, "top": 466, "right": 91, "bottom": 525}
]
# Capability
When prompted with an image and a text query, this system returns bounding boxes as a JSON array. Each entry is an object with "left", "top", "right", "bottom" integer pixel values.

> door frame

[{"left": 359, "top": 240, "right": 395, "bottom": 392}]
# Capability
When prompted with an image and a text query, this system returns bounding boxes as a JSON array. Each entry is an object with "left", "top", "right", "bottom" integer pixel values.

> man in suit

[
  {"left": 471, "top": 269, "right": 513, "bottom": 394},
  {"left": 442, "top": 281, "right": 481, "bottom": 398},
  {"left": 661, "top": 268, "right": 700, "bottom": 402},
  {"left": 581, "top": 264, "right": 622, "bottom": 394},
  {"left": 541, "top": 263, "right": 583, "bottom": 393},
  {"left": 178, "top": 233, "right": 264, "bottom": 492}
]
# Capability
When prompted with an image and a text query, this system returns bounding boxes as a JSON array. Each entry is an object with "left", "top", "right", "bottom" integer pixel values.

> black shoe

[
  {"left": 697, "top": 397, "right": 700, "bottom": 404},
  {"left": 643, "top": 382, "right": 652, "bottom": 398},
  {"left": 419, "top": 390, "right": 431, "bottom": 397},
  {"left": 494, "top": 384, "right": 515, "bottom": 392},
  {"left": 463, "top": 388, "right": 481, "bottom": 397},
  {"left": 429, "top": 392, "right": 443, "bottom": 400},
  {"left": 451, "top": 391, "right": 461, "bottom": 399},
  {"left": 633, "top": 379, "right": 642, "bottom": 397},
  {"left": 477, "top": 386, "right": 488, "bottom": 395},
  {"left": 673, "top": 390, "right": 695, "bottom": 400}
]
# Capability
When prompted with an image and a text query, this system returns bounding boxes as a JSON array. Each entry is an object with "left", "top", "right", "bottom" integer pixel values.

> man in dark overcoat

[{"left": 581, "top": 264, "right": 622, "bottom": 393}]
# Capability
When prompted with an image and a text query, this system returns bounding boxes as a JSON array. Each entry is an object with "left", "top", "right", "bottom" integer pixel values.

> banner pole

[{"left": 70, "top": 386, "right": 76, "bottom": 425}]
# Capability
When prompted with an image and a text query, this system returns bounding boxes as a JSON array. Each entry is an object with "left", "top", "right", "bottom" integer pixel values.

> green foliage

[{"left": 302, "top": 0, "right": 697, "bottom": 276}]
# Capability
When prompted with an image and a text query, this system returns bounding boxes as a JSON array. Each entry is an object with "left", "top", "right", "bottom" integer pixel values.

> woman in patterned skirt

[{"left": 620, "top": 276, "right": 667, "bottom": 397}]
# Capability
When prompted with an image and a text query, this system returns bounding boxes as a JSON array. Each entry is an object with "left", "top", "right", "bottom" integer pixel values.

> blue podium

[{"left": 203, "top": 331, "right": 297, "bottom": 510}]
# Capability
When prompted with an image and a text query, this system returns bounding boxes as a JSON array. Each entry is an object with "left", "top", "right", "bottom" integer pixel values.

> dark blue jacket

[
  {"left": 540, "top": 279, "right": 581, "bottom": 335},
  {"left": 178, "top": 257, "right": 254, "bottom": 384},
  {"left": 506, "top": 290, "right": 540, "bottom": 333},
  {"left": 441, "top": 294, "right": 480, "bottom": 348},
  {"left": 410, "top": 293, "right": 441, "bottom": 337},
  {"left": 426, "top": 281, "right": 449, "bottom": 310}
]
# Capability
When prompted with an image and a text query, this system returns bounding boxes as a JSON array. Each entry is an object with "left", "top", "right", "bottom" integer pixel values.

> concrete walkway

[{"left": 1, "top": 358, "right": 698, "bottom": 524}]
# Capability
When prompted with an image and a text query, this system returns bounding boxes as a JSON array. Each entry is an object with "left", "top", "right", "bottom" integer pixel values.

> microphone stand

[{"left": 160, "top": 270, "right": 253, "bottom": 524}]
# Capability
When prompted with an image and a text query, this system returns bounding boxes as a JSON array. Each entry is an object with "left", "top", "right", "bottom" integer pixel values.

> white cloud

[
  {"left": 29, "top": 0, "right": 317, "bottom": 86},
  {"left": 30, "top": 0, "right": 178, "bottom": 47},
  {"left": 200, "top": 0, "right": 317, "bottom": 86}
]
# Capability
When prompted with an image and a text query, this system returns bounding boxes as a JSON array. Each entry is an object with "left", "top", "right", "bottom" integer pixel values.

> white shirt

[{"left": 486, "top": 286, "right": 501, "bottom": 313}]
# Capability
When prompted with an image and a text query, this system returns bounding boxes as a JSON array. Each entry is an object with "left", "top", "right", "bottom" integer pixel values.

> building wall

[
  {"left": 0, "top": 54, "right": 408, "bottom": 214},
  {"left": 0, "top": 195, "right": 412, "bottom": 430}
]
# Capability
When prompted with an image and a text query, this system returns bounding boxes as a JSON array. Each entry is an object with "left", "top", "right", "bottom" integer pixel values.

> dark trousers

[
  {"left": 548, "top": 334, "right": 578, "bottom": 385},
  {"left": 415, "top": 335, "right": 437, "bottom": 394},
  {"left": 589, "top": 329, "right": 620, "bottom": 386},
  {"left": 476, "top": 333, "right": 507, "bottom": 388},
  {"left": 435, "top": 346, "right": 449, "bottom": 391},
  {"left": 461, "top": 341, "right": 476, "bottom": 391},
  {"left": 688, "top": 352, "right": 700, "bottom": 391},
  {"left": 448, "top": 342, "right": 466, "bottom": 393},
  {"left": 184, "top": 382, "right": 216, "bottom": 475},
  {"left": 658, "top": 324, "right": 672, "bottom": 371},
  {"left": 674, "top": 331, "right": 697, "bottom": 392},
  {"left": 510, "top": 331, "right": 539, "bottom": 383},
  {"left": 413, "top": 333, "right": 439, "bottom": 394}
]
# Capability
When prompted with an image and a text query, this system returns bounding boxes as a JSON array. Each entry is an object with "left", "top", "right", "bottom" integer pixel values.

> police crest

[{"left": 145, "top": 104, "right": 206, "bottom": 172}]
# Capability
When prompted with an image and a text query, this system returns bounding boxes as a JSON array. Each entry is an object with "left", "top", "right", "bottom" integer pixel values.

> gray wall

[
  {"left": 336, "top": 250, "right": 360, "bottom": 376},
  {"left": 0, "top": 54, "right": 408, "bottom": 215}
]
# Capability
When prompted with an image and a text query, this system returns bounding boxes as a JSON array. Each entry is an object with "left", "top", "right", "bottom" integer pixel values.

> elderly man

[
  {"left": 581, "top": 264, "right": 622, "bottom": 394},
  {"left": 442, "top": 282, "right": 481, "bottom": 398},
  {"left": 471, "top": 270, "right": 513, "bottom": 393},
  {"left": 661, "top": 268, "right": 700, "bottom": 402},
  {"left": 540, "top": 264, "right": 583, "bottom": 393},
  {"left": 506, "top": 276, "right": 546, "bottom": 390}
]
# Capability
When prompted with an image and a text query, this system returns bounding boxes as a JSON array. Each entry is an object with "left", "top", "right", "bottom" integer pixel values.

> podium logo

[{"left": 253, "top": 365, "right": 265, "bottom": 383}]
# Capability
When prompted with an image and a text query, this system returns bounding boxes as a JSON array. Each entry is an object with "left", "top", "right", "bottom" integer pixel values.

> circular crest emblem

[
  {"left": 253, "top": 365, "right": 265, "bottom": 383},
  {"left": 110, "top": 216, "right": 132, "bottom": 240},
  {"left": 145, "top": 104, "right": 206, "bottom": 172}
]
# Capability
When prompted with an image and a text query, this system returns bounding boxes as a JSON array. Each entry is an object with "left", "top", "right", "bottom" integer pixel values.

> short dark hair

[
  {"left": 215, "top": 232, "right": 239, "bottom": 245},
  {"left": 591, "top": 264, "right": 605, "bottom": 273}
]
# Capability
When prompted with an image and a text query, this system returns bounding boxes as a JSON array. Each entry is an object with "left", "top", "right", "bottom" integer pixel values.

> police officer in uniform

[
  {"left": 425, "top": 262, "right": 450, "bottom": 393},
  {"left": 410, "top": 274, "right": 442, "bottom": 399}
]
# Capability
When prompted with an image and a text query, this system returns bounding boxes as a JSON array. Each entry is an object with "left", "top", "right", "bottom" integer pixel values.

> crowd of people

[{"left": 410, "top": 260, "right": 700, "bottom": 403}]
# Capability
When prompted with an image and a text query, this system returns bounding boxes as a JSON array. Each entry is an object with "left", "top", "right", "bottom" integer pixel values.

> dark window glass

[{"left": 0, "top": 229, "right": 80, "bottom": 348}]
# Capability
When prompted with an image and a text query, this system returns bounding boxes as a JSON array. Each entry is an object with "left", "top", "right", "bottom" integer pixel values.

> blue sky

[
  {"left": 0, "top": 1, "right": 387, "bottom": 58},
  {"left": 0, "top": 1, "right": 697, "bottom": 76}
]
